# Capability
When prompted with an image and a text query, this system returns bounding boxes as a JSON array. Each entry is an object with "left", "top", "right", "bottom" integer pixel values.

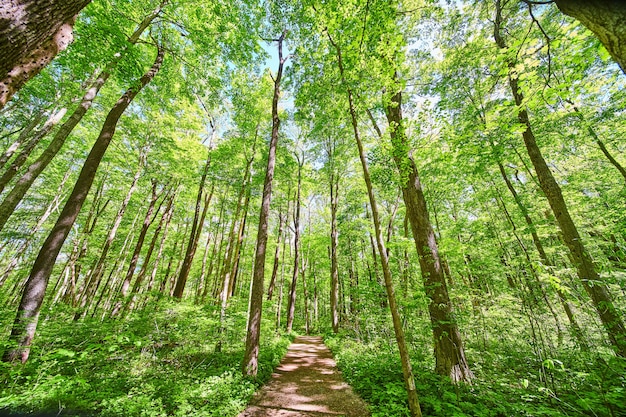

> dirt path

[{"left": 238, "top": 336, "right": 370, "bottom": 417}]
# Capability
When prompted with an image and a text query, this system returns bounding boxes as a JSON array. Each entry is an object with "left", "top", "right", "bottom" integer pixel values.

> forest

[{"left": 0, "top": 0, "right": 625, "bottom": 416}]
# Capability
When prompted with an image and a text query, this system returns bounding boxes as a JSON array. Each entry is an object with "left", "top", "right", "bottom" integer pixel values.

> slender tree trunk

[
  {"left": 173, "top": 152, "right": 212, "bottom": 299},
  {"left": 267, "top": 206, "right": 285, "bottom": 300},
  {"left": 286, "top": 155, "right": 303, "bottom": 333},
  {"left": 0, "top": 107, "right": 66, "bottom": 194},
  {"left": 110, "top": 180, "right": 165, "bottom": 316},
  {"left": 2, "top": 46, "right": 163, "bottom": 363},
  {"left": 0, "top": 4, "right": 163, "bottom": 232},
  {"left": 496, "top": 161, "right": 587, "bottom": 346},
  {"left": 229, "top": 187, "right": 251, "bottom": 297},
  {"left": 329, "top": 33, "right": 422, "bottom": 417},
  {"left": 330, "top": 166, "right": 340, "bottom": 333},
  {"left": 494, "top": 0, "right": 626, "bottom": 357},
  {"left": 242, "top": 31, "right": 286, "bottom": 377},
  {"left": 275, "top": 234, "right": 288, "bottom": 332},
  {"left": 53, "top": 174, "right": 108, "bottom": 305},
  {"left": 91, "top": 209, "right": 141, "bottom": 318},
  {"left": 73, "top": 149, "right": 146, "bottom": 320},
  {"left": 568, "top": 104, "right": 626, "bottom": 184},
  {"left": 146, "top": 186, "right": 177, "bottom": 293},
  {"left": 0, "top": 169, "right": 70, "bottom": 285},
  {"left": 0, "top": 113, "right": 44, "bottom": 169},
  {"left": 385, "top": 86, "right": 473, "bottom": 383},
  {"left": 0, "top": 0, "right": 92, "bottom": 107}
]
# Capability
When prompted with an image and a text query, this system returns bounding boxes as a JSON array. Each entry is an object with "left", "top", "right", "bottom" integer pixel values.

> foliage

[
  {"left": 0, "top": 302, "right": 291, "bottom": 417},
  {"left": 326, "top": 333, "right": 626, "bottom": 417}
]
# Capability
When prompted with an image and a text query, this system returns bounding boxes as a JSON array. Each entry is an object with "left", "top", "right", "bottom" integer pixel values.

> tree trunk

[
  {"left": 385, "top": 87, "right": 473, "bottom": 383},
  {"left": 329, "top": 33, "right": 423, "bottom": 417},
  {"left": 496, "top": 160, "right": 587, "bottom": 346},
  {"left": 267, "top": 206, "right": 285, "bottom": 300},
  {"left": 146, "top": 186, "right": 177, "bottom": 293},
  {"left": 173, "top": 152, "right": 212, "bottom": 299},
  {"left": 553, "top": 0, "right": 626, "bottom": 74},
  {"left": 242, "top": 31, "right": 286, "bottom": 377},
  {"left": 73, "top": 151, "right": 145, "bottom": 320},
  {"left": 0, "top": 112, "right": 43, "bottom": 169},
  {"left": 2, "top": 46, "right": 164, "bottom": 363},
  {"left": 286, "top": 155, "right": 303, "bottom": 334},
  {"left": 494, "top": 0, "right": 626, "bottom": 357},
  {"left": 0, "top": 4, "right": 163, "bottom": 232},
  {"left": 0, "top": 106, "right": 66, "bottom": 194},
  {"left": 330, "top": 166, "right": 340, "bottom": 333},
  {"left": 0, "top": 169, "right": 70, "bottom": 285},
  {"left": 0, "top": 0, "right": 92, "bottom": 107}
]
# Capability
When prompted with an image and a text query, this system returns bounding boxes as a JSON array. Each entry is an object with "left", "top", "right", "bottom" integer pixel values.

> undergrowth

[
  {"left": 325, "top": 333, "right": 626, "bottom": 417},
  {"left": 0, "top": 300, "right": 291, "bottom": 417}
]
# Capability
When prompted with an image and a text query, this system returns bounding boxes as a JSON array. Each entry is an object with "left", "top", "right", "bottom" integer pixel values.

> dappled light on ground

[{"left": 239, "top": 336, "right": 370, "bottom": 417}]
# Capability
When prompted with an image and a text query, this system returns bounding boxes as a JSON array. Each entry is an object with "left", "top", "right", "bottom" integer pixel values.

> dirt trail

[{"left": 238, "top": 336, "right": 370, "bottom": 417}]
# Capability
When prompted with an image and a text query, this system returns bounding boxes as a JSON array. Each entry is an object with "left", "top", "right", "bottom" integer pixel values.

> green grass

[
  {"left": 0, "top": 300, "right": 291, "bottom": 417},
  {"left": 325, "top": 332, "right": 626, "bottom": 417}
]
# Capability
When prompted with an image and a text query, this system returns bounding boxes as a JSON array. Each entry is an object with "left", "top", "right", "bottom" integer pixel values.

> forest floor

[{"left": 238, "top": 336, "right": 370, "bottom": 417}]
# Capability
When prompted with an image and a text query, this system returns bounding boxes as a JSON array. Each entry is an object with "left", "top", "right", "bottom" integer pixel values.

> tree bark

[
  {"left": 2, "top": 46, "right": 164, "bottom": 363},
  {"left": 553, "top": 0, "right": 626, "bottom": 74},
  {"left": 495, "top": 0, "right": 626, "bottom": 357},
  {"left": 385, "top": 87, "right": 473, "bottom": 384},
  {"left": 329, "top": 32, "right": 423, "bottom": 417},
  {"left": 0, "top": 106, "right": 66, "bottom": 194},
  {"left": 0, "top": 0, "right": 92, "bottom": 107},
  {"left": 242, "top": 30, "right": 286, "bottom": 377}
]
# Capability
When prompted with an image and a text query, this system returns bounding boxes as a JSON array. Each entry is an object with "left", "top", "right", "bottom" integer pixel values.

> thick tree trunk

[
  {"left": 495, "top": 0, "right": 626, "bottom": 357},
  {"left": 242, "top": 31, "right": 286, "bottom": 377},
  {"left": 385, "top": 89, "right": 473, "bottom": 384},
  {"left": 0, "top": 0, "right": 92, "bottom": 107},
  {"left": 553, "top": 0, "right": 626, "bottom": 74},
  {"left": 0, "top": 6, "right": 163, "bottom": 232},
  {"left": 2, "top": 46, "right": 163, "bottom": 363},
  {"left": 329, "top": 33, "right": 423, "bottom": 417}
]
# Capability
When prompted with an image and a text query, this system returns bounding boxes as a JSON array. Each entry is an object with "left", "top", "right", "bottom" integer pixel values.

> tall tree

[
  {"left": 385, "top": 86, "right": 474, "bottom": 383},
  {"left": 494, "top": 0, "right": 626, "bottom": 357},
  {"left": 328, "top": 30, "right": 423, "bottom": 417},
  {"left": 173, "top": 151, "right": 212, "bottom": 299},
  {"left": 286, "top": 150, "right": 303, "bottom": 333},
  {"left": 0, "top": 2, "right": 166, "bottom": 233},
  {"left": 242, "top": 31, "right": 286, "bottom": 377},
  {"left": 2, "top": 45, "right": 164, "bottom": 363}
]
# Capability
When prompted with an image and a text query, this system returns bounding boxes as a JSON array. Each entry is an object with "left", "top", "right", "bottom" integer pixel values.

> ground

[{"left": 239, "top": 336, "right": 370, "bottom": 417}]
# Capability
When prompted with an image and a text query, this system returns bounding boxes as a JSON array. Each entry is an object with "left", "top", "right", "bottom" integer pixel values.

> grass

[{"left": 0, "top": 300, "right": 291, "bottom": 417}]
